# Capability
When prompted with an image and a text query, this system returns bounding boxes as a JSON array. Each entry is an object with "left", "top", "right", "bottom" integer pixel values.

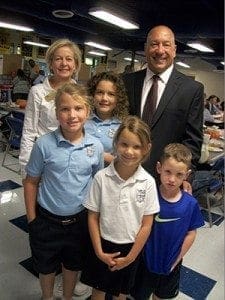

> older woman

[{"left": 19, "top": 39, "right": 81, "bottom": 178}]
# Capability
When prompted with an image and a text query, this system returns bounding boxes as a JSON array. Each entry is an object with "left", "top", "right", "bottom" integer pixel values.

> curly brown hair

[{"left": 87, "top": 71, "right": 129, "bottom": 120}]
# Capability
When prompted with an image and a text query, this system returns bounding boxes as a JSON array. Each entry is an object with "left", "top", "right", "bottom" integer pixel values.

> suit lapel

[{"left": 151, "top": 68, "right": 181, "bottom": 127}]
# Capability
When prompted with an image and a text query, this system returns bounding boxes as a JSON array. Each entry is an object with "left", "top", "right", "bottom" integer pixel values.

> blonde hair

[
  {"left": 160, "top": 143, "right": 192, "bottom": 168},
  {"left": 55, "top": 82, "right": 90, "bottom": 113},
  {"left": 45, "top": 39, "right": 81, "bottom": 75},
  {"left": 113, "top": 115, "right": 151, "bottom": 162}
]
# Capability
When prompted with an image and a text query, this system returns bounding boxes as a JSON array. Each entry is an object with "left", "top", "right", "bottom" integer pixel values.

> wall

[{"left": 176, "top": 68, "right": 224, "bottom": 101}]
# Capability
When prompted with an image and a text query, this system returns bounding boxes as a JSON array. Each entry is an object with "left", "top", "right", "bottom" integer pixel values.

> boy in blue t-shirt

[{"left": 131, "top": 143, "right": 204, "bottom": 300}]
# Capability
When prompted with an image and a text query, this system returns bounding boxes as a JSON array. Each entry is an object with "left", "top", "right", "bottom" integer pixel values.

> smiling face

[
  {"left": 93, "top": 80, "right": 117, "bottom": 120},
  {"left": 50, "top": 46, "right": 76, "bottom": 80},
  {"left": 157, "top": 157, "right": 190, "bottom": 195},
  {"left": 145, "top": 26, "right": 177, "bottom": 74},
  {"left": 115, "top": 128, "right": 150, "bottom": 169},
  {"left": 56, "top": 92, "right": 89, "bottom": 142}
]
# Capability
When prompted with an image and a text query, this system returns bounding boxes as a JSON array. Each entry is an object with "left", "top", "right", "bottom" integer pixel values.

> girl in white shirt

[{"left": 81, "top": 115, "right": 159, "bottom": 300}]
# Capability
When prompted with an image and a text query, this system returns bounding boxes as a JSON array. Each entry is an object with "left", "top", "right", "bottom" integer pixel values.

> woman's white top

[{"left": 19, "top": 77, "right": 58, "bottom": 177}]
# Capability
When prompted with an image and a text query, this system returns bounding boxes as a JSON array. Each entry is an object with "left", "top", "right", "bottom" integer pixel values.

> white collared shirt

[
  {"left": 141, "top": 65, "right": 174, "bottom": 117},
  {"left": 83, "top": 161, "right": 159, "bottom": 243}
]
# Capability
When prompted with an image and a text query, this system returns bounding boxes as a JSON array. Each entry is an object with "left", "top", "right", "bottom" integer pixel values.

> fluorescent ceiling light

[
  {"left": 85, "top": 41, "right": 112, "bottom": 51},
  {"left": 89, "top": 8, "right": 139, "bottom": 29},
  {"left": 220, "top": 61, "right": 224, "bottom": 65},
  {"left": 23, "top": 41, "right": 49, "bottom": 48},
  {"left": 124, "top": 57, "right": 139, "bottom": 62},
  {"left": 0, "top": 21, "right": 33, "bottom": 32},
  {"left": 88, "top": 51, "right": 106, "bottom": 57},
  {"left": 176, "top": 61, "right": 190, "bottom": 68},
  {"left": 187, "top": 42, "right": 214, "bottom": 53}
]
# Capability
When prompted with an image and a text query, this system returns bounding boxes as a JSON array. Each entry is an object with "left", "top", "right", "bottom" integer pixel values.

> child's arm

[
  {"left": 171, "top": 229, "right": 197, "bottom": 271},
  {"left": 111, "top": 215, "right": 154, "bottom": 271},
  {"left": 103, "top": 152, "right": 114, "bottom": 164},
  {"left": 24, "top": 175, "right": 41, "bottom": 223},
  {"left": 88, "top": 210, "right": 120, "bottom": 267}
]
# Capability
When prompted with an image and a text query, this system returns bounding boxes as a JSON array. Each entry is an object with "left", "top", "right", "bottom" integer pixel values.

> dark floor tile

[
  {"left": 19, "top": 257, "right": 62, "bottom": 278},
  {"left": 0, "top": 180, "right": 22, "bottom": 192},
  {"left": 19, "top": 257, "right": 39, "bottom": 278},
  {"left": 9, "top": 215, "right": 28, "bottom": 233},
  {"left": 201, "top": 209, "right": 224, "bottom": 226},
  {"left": 180, "top": 265, "right": 216, "bottom": 299}
]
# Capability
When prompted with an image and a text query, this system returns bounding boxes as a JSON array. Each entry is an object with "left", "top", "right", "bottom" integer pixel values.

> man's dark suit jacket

[{"left": 122, "top": 68, "right": 204, "bottom": 177}]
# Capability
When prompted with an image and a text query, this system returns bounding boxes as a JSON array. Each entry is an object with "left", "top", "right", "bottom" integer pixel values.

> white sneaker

[{"left": 74, "top": 280, "right": 91, "bottom": 296}]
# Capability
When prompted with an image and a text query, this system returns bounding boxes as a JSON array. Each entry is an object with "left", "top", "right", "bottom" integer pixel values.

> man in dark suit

[{"left": 123, "top": 25, "right": 204, "bottom": 179}]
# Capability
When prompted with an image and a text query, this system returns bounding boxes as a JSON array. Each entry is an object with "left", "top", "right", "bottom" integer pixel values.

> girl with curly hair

[{"left": 85, "top": 71, "right": 129, "bottom": 165}]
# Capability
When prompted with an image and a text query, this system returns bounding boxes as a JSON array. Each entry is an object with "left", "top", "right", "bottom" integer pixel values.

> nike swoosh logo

[{"left": 155, "top": 214, "right": 180, "bottom": 222}]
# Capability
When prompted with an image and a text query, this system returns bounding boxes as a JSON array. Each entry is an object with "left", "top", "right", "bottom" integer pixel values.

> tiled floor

[{"left": 0, "top": 150, "right": 224, "bottom": 300}]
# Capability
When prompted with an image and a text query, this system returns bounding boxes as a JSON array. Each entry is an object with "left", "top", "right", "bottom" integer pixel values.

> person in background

[
  {"left": 122, "top": 25, "right": 204, "bottom": 185},
  {"left": 81, "top": 116, "right": 159, "bottom": 300},
  {"left": 19, "top": 38, "right": 81, "bottom": 179},
  {"left": 28, "top": 59, "right": 40, "bottom": 84},
  {"left": 206, "top": 95, "right": 222, "bottom": 115},
  {"left": 85, "top": 71, "right": 129, "bottom": 165},
  {"left": 131, "top": 143, "right": 204, "bottom": 300},
  {"left": 33, "top": 69, "right": 46, "bottom": 85},
  {"left": 12, "top": 69, "right": 30, "bottom": 102},
  {"left": 122, "top": 65, "right": 134, "bottom": 74},
  {"left": 203, "top": 97, "right": 215, "bottom": 123},
  {"left": 220, "top": 101, "right": 224, "bottom": 112},
  {"left": 24, "top": 82, "right": 104, "bottom": 300}
]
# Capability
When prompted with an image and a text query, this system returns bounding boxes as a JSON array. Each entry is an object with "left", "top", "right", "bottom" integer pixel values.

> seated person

[
  {"left": 206, "top": 95, "right": 222, "bottom": 115},
  {"left": 204, "top": 98, "right": 224, "bottom": 128}
]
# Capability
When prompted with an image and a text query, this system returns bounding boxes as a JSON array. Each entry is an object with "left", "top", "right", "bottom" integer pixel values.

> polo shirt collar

[
  {"left": 91, "top": 112, "right": 119, "bottom": 123},
  {"left": 106, "top": 160, "right": 150, "bottom": 183},
  {"left": 54, "top": 127, "right": 94, "bottom": 147}
]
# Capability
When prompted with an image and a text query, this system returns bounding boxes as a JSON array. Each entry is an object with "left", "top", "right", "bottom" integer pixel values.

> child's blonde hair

[
  {"left": 113, "top": 115, "right": 151, "bottom": 161},
  {"left": 55, "top": 82, "right": 91, "bottom": 114},
  {"left": 160, "top": 143, "right": 192, "bottom": 168}
]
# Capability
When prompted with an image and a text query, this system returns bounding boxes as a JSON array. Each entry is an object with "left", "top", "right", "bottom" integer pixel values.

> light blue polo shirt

[
  {"left": 26, "top": 127, "right": 104, "bottom": 216},
  {"left": 84, "top": 113, "right": 121, "bottom": 153}
]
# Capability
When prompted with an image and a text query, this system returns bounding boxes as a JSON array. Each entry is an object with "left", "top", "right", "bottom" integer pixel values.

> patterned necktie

[{"left": 142, "top": 75, "right": 159, "bottom": 125}]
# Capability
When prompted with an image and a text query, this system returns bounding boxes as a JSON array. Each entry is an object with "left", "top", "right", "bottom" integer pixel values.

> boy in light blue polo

[{"left": 24, "top": 83, "right": 104, "bottom": 300}]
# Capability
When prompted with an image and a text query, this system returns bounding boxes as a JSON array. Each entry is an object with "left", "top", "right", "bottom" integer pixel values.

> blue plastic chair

[
  {"left": 1, "top": 116, "right": 24, "bottom": 173},
  {"left": 193, "top": 157, "right": 224, "bottom": 227}
]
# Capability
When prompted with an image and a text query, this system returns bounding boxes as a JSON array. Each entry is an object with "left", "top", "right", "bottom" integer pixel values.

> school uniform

[
  {"left": 26, "top": 127, "right": 104, "bottom": 274},
  {"left": 85, "top": 113, "right": 121, "bottom": 153},
  {"left": 81, "top": 161, "right": 159, "bottom": 296}
]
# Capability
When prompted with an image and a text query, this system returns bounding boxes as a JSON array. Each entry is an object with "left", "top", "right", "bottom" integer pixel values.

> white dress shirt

[{"left": 141, "top": 65, "right": 174, "bottom": 117}]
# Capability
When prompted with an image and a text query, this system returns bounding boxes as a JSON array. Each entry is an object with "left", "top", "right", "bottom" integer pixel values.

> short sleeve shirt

[
  {"left": 144, "top": 191, "right": 204, "bottom": 275},
  {"left": 26, "top": 128, "right": 104, "bottom": 216},
  {"left": 84, "top": 113, "right": 121, "bottom": 153},
  {"left": 83, "top": 162, "right": 160, "bottom": 243}
]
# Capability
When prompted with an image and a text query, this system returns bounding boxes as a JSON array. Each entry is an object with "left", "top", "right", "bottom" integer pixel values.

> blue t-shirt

[
  {"left": 84, "top": 113, "right": 121, "bottom": 153},
  {"left": 144, "top": 190, "right": 204, "bottom": 275},
  {"left": 26, "top": 127, "right": 104, "bottom": 216}
]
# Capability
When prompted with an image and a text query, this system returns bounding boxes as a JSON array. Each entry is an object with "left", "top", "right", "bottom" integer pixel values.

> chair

[
  {"left": 193, "top": 157, "right": 224, "bottom": 227},
  {"left": 1, "top": 116, "right": 24, "bottom": 173},
  {"left": 0, "top": 112, "right": 11, "bottom": 151},
  {"left": 11, "top": 111, "right": 25, "bottom": 121}
]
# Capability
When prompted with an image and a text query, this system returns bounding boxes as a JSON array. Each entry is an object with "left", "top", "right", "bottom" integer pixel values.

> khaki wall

[{"left": 1, "top": 54, "right": 22, "bottom": 75}]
